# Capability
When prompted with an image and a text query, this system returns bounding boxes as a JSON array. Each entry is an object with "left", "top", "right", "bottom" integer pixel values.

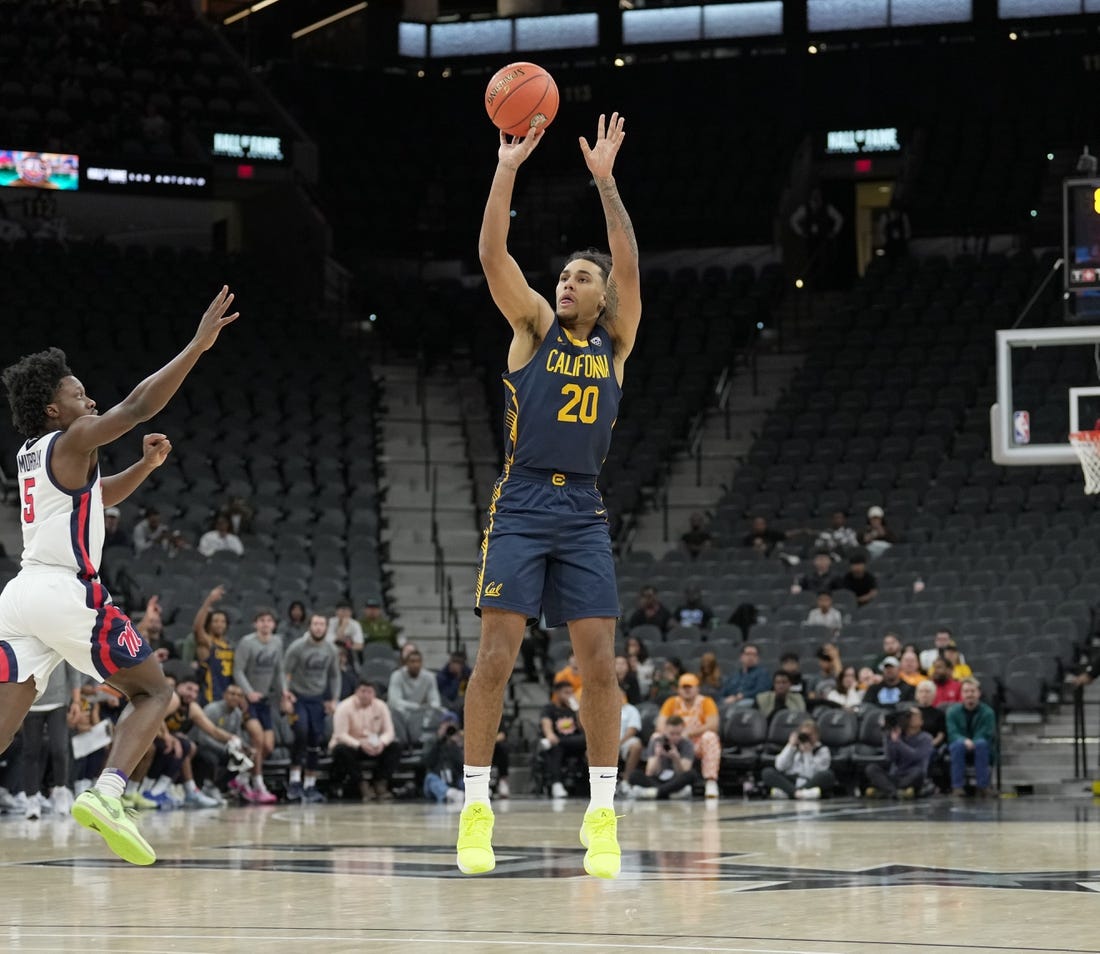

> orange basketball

[{"left": 484, "top": 62, "right": 559, "bottom": 139}]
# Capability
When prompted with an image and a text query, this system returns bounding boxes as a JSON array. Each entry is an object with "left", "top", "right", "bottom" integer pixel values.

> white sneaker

[
  {"left": 445, "top": 787, "right": 465, "bottom": 805},
  {"left": 0, "top": 787, "right": 17, "bottom": 812},
  {"left": 201, "top": 782, "right": 227, "bottom": 806},
  {"left": 634, "top": 786, "right": 658, "bottom": 800},
  {"left": 184, "top": 788, "right": 222, "bottom": 809},
  {"left": 670, "top": 784, "right": 693, "bottom": 800},
  {"left": 617, "top": 779, "right": 632, "bottom": 798},
  {"left": 50, "top": 786, "right": 74, "bottom": 815},
  {"left": 24, "top": 794, "right": 41, "bottom": 820},
  {"left": 705, "top": 779, "right": 719, "bottom": 799},
  {"left": 550, "top": 782, "right": 568, "bottom": 799},
  {"left": 795, "top": 787, "right": 821, "bottom": 800},
  {"left": 10, "top": 791, "right": 27, "bottom": 812},
  {"left": 74, "top": 779, "right": 92, "bottom": 796},
  {"left": 496, "top": 778, "right": 510, "bottom": 799},
  {"left": 769, "top": 787, "right": 789, "bottom": 800}
]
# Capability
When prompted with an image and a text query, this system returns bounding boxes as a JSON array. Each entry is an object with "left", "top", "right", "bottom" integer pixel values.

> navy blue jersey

[{"left": 502, "top": 319, "right": 621, "bottom": 477}]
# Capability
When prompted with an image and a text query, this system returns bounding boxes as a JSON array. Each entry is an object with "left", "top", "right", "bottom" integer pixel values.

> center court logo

[{"left": 483, "top": 582, "right": 503, "bottom": 597}]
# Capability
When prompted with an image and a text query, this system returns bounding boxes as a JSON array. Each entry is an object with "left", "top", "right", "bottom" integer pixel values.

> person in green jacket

[{"left": 946, "top": 678, "right": 996, "bottom": 797}]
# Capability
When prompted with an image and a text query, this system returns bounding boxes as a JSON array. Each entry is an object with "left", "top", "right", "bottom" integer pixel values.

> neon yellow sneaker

[
  {"left": 579, "top": 808, "right": 621, "bottom": 879},
  {"left": 72, "top": 789, "right": 156, "bottom": 866},
  {"left": 121, "top": 790, "right": 158, "bottom": 811},
  {"left": 456, "top": 802, "right": 495, "bottom": 874}
]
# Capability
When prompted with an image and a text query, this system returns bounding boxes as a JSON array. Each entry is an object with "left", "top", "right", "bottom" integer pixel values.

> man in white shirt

[
  {"left": 133, "top": 507, "right": 171, "bottom": 555},
  {"left": 920, "top": 627, "right": 964, "bottom": 672},
  {"left": 804, "top": 591, "right": 843, "bottom": 632},
  {"left": 198, "top": 514, "right": 244, "bottom": 558},
  {"left": 326, "top": 600, "right": 364, "bottom": 654},
  {"left": 387, "top": 650, "right": 441, "bottom": 715},
  {"left": 617, "top": 695, "right": 642, "bottom": 796}
]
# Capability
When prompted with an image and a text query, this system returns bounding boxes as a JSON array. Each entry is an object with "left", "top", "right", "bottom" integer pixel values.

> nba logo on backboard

[{"left": 1013, "top": 410, "right": 1030, "bottom": 445}]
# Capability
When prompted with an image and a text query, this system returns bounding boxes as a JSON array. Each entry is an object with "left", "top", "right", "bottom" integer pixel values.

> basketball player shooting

[
  {"left": 458, "top": 112, "right": 641, "bottom": 879},
  {"left": 0, "top": 286, "right": 238, "bottom": 865}
]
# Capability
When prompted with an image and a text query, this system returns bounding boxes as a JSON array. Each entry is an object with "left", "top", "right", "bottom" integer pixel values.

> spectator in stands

[
  {"left": 791, "top": 550, "right": 836, "bottom": 594},
  {"left": 133, "top": 506, "right": 171, "bottom": 555},
  {"left": 721, "top": 643, "right": 771, "bottom": 707},
  {"left": 423, "top": 710, "right": 465, "bottom": 804},
  {"left": 760, "top": 718, "right": 835, "bottom": 800},
  {"left": 815, "top": 511, "right": 860, "bottom": 562},
  {"left": 615, "top": 654, "right": 641, "bottom": 706},
  {"left": 672, "top": 584, "right": 714, "bottom": 630},
  {"left": 915, "top": 679, "right": 948, "bottom": 791},
  {"left": 330, "top": 680, "right": 400, "bottom": 801},
  {"left": 804, "top": 591, "right": 842, "bottom": 632},
  {"left": 360, "top": 598, "right": 401, "bottom": 648},
  {"left": 217, "top": 495, "right": 253, "bottom": 535},
  {"left": 629, "top": 714, "right": 697, "bottom": 800},
  {"left": 520, "top": 620, "right": 550, "bottom": 684},
  {"left": 898, "top": 648, "right": 925, "bottom": 688},
  {"left": 919, "top": 628, "right": 958, "bottom": 672},
  {"left": 947, "top": 678, "right": 997, "bottom": 797},
  {"left": 876, "top": 203, "right": 912, "bottom": 261},
  {"left": 135, "top": 595, "right": 171, "bottom": 663},
  {"left": 554, "top": 652, "right": 584, "bottom": 696},
  {"left": 863, "top": 657, "right": 915, "bottom": 709},
  {"left": 858, "top": 666, "right": 880, "bottom": 690},
  {"left": 618, "top": 693, "right": 644, "bottom": 795},
  {"left": 198, "top": 514, "right": 244, "bottom": 558},
  {"left": 756, "top": 670, "right": 807, "bottom": 719},
  {"left": 284, "top": 613, "right": 341, "bottom": 803},
  {"left": 875, "top": 632, "right": 903, "bottom": 670},
  {"left": 387, "top": 650, "right": 442, "bottom": 715},
  {"left": 625, "top": 635, "right": 655, "bottom": 699},
  {"left": 18, "top": 663, "right": 81, "bottom": 819},
  {"left": 943, "top": 640, "right": 972, "bottom": 680},
  {"left": 492, "top": 719, "right": 512, "bottom": 799},
  {"left": 680, "top": 512, "right": 714, "bottom": 560},
  {"left": 809, "top": 644, "right": 841, "bottom": 700},
  {"left": 697, "top": 652, "right": 722, "bottom": 699},
  {"left": 864, "top": 706, "right": 933, "bottom": 799},
  {"left": 929, "top": 657, "right": 962, "bottom": 705},
  {"left": 70, "top": 681, "right": 109, "bottom": 797},
  {"left": 790, "top": 186, "right": 844, "bottom": 278},
  {"left": 742, "top": 515, "right": 788, "bottom": 557},
  {"left": 437, "top": 651, "right": 471, "bottom": 709},
  {"left": 103, "top": 506, "right": 129, "bottom": 549},
  {"left": 832, "top": 554, "right": 878, "bottom": 606},
  {"left": 194, "top": 586, "right": 234, "bottom": 704},
  {"left": 860, "top": 506, "right": 897, "bottom": 559},
  {"left": 540, "top": 681, "right": 586, "bottom": 799},
  {"left": 327, "top": 600, "right": 365, "bottom": 657},
  {"left": 159, "top": 677, "right": 241, "bottom": 808},
  {"left": 284, "top": 600, "right": 307, "bottom": 636},
  {"left": 826, "top": 665, "right": 864, "bottom": 710},
  {"left": 649, "top": 657, "right": 683, "bottom": 705},
  {"left": 656, "top": 674, "right": 721, "bottom": 799},
  {"left": 337, "top": 648, "right": 358, "bottom": 701},
  {"left": 626, "top": 585, "right": 672, "bottom": 634},
  {"left": 234, "top": 608, "right": 287, "bottom": 804},
  {"left": 194, "top": 683, "right": 253, "bottom": 804},
  {"left": 400, "top": 642, "right": 420, "bottom": 665},
  {"left": 778, "top": 652, "right": 807, "bottom": 695}
]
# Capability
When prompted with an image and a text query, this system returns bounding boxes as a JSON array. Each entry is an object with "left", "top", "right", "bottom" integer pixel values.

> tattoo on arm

[
  {"left": 596, "top": 177, "right": 639, "bottom": 259},
  {"left": 604, "top": 277, "right": 620, "bottom": 324}
]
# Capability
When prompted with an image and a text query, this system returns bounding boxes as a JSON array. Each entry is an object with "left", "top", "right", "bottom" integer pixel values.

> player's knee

[{"left": 472, "top": 646, "right": 514, "bottom": 687}]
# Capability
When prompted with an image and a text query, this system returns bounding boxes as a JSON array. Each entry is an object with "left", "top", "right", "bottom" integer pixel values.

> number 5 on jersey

[
  {"left": 558, "top": 384, "right": 598, "bottom": 424},
  {"left": 22, "top": 476, "right": 35, "bottom": 523}
]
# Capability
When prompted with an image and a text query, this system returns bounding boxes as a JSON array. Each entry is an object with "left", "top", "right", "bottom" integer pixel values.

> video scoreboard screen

[
  {"left": 1066, "top": 179, "right": 1100, "bottom": 290},
  {"left": 0, "top": 150, "right": 79, "bottom": 190}
]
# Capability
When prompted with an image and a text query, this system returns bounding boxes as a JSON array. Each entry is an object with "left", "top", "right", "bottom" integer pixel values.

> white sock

[
  {"left": 95, "top": 770, "right": 127, "bottom": 800},
  {"left": 289, "top": 768, "right": 302, "bottom": 784},
  {"left": 588, "top": 767, "right": 618, "bottom": 812},
  {"left": 184, "top": 780, "right": 198, "bottom": 795},
  {"left": 151, "top": 775, "right": 172, "bottom": 796},
  {"left": 252, "top": 775, "right": 268, "bottom": 792},
  {"left": 303, "top": 776, "right": 316, "bottom": 789},
  {"left": 463, "top": 765, "right": 491, "bottom": 807},
  {"left": 124, "top": 780, "right": 139, "bottom": 796}
]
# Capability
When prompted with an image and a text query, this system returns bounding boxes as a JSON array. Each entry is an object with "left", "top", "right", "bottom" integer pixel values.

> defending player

[
  {"left": 458, "top": 113, "right": 641, "bottom": 879},
  {"left": 0, "top": 286, "right": 239, "bottom": 864}
]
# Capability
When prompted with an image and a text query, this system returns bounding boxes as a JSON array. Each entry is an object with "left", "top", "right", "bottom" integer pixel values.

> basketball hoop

[{"left": 1069, "top": 422, "right": 1100, "bottom": 494}]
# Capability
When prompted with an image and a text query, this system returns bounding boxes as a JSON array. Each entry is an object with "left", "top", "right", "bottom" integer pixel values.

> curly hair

[
  {"left": 1, "top": 347, "right": 72, "bottom": 437},
  {"left": 562, "top": 248, "right": 613, "bottom": 283}
]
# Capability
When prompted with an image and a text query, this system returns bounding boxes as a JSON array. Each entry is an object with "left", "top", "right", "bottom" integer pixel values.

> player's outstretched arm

[
  {"left": 101, "top": 433, "right": 172, "bottom": 507},
  {"left": 57, "top": 286, "right": 239, "bottom": 456},
  {"left": 579, "top": 113, "right": 641, "bottom": 358},
  {"left": 479, "top": 131, "right": 553, "bottom": 336}
]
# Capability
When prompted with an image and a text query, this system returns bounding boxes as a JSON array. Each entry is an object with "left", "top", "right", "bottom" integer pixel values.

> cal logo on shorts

[{"left": 483, "top": 582, "right": 503, "bottom": 598}]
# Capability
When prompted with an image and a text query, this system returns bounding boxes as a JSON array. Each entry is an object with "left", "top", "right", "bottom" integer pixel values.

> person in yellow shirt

[
  {"left": 654, "top": 674, "right": 721, "bottom": 799},
  {"left": 553, "top": 653, "right": 583, "bottom": 697},
  {"left": 943, "top": 641, "right": 972, "bottom": 680}
]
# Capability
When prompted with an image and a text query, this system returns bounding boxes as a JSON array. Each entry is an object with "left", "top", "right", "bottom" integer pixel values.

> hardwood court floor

[{"left": 4, "top": 795, "right": 1100, "bottom": 953}]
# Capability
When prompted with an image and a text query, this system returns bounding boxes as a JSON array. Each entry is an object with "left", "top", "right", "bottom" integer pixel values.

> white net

[{"left": 1069, "top": 431, "right": 1100, "bottom": 494}]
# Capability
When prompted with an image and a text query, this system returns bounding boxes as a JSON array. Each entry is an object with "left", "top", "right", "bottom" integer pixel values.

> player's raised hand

[
  {"left": 141, "top": 433, "right": 172, "bottom": 468},
  {"left": 193, "top": 286, "right": 239, "bottom": 352},
  {"left": 498, "top": 128, "right": 545, "bottom": 171},
  {"left": 579, "top": 112, "right": 626, "bottom": 179}
]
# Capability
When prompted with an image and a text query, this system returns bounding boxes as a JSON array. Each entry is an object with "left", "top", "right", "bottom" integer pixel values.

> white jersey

[{"left": 16, "top": 431, "right": 104, "bottom": 576}]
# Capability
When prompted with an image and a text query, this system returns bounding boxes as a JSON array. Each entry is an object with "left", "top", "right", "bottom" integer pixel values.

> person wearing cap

[
  {"left": 860, "top": 506, "right": 897, "bottom": 559},
  {"left": 863, "top": 656, "right": 915, "bottom": 709},
  {"left": 360, "top": 598, "right": 401, "bottom": 649},
  {"left": 831, "top": 554, "right": 879, "bottom": 606},
  {"left": 103, "top": 506, "right": 129, "bottom": 550},
  {"left": 654, "top": 673, "right": 721, "bottom": 798}
]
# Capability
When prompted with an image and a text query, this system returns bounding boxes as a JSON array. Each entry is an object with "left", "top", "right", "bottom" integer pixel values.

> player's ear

[{"left": 45, "top": 401, "right": 59, "bottom": 419}]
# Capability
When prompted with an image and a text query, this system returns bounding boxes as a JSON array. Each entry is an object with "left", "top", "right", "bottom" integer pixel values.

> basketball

[{"left": 484, "top": 62, "right": 559, "bottom": 138}]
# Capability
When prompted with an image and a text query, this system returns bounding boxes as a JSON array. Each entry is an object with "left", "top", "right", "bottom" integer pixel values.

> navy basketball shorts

[
  {"left": 475, "top": 467, "right": 620, "bottom": 628},
  {"left": 294, "top": 696, "right": 326, "bottom": 748},
  {"left": 249, "top": 698, "right": 273, "bottom": 731}
]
